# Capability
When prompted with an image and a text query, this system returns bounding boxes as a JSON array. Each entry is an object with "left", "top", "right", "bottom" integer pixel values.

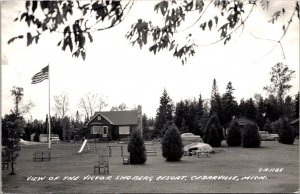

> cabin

[{"left": 86, "top": 105, "right": 143, "bottom": 141}]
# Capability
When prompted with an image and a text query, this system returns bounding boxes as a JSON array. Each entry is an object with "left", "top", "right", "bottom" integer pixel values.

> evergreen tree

[
  {"left": 226, "top": 120, "right": 241, "bottom": 146},
  {"left": 161, "top": 123, "right": 183, "bottom": 161},
  {"left": 142, "top": 114, "right": 150, "bottom": 140},
  {"left": 210, "top": 79, "right": 223, "bottom": 123},
  {"left": 244, "top": 98, "right": 257, "bottom": 121},
  {"left": 278, "top": 117, "right": 295, "bottom": 144},
  {"left": 265, "top": 95, "right": 281, "bottom": 122},
  {"left": 128, "top": 130, "right": 147, "bottom": 164},
  {"left": 256, "top": 96, "right": 266, "bottom": 130},
  {"left": 242, "top": 122, "right": 261, "bottom": 148},
  {"left": 295, "top": 92, "right": 299, "bottom": 119},
  {"left": 174, "top": 100, "right": 185, "bottom": 131},
  {"left": 221, "top": 82, "right": 238, "bottom": 126},
  {"left": 238, "top": 98, "right": 246, "bottom": 117},
  {"left": 155, "top": 89, "right": 174, "bottom": 137},
  {"left": 203, "top": 113, "right": 223, "bottom": 147},
  {"left": 283, "top": 96, "right": 295, "bottom": 119}
]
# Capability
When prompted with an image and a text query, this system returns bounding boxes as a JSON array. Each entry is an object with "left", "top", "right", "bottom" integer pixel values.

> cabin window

[
  {"left": 119, "top": 126, "right": 130, "bottom": 135},
  {"left": 91, "top": 126, "right": 100, "bottom": 134},
  {"left": 97, "top": 115, "right": 101, "bottom": 120}
]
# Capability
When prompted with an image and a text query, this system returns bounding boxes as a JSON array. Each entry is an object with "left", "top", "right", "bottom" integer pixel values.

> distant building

[
  {"left": 31, "top": 133, "right": 59, "bottom": 142},
  {"left": 86, "top": 105, "right": 143, "bottom": 141}
]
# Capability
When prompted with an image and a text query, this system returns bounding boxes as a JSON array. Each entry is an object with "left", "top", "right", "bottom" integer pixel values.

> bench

[
  {"left": 33, "top": 151, "right": 51, "bottom": 161},
  {"left": 146, "top": 148, "right": 156, "bottom": 156},
  {"left": 196, "top": 150, "right": 209, "bottom": 158},
  {"left": 94, "top": 155, "right": 109, "bottom": 174},
  {"left": 122, "top": 155, "right": 130, "bottom": 165},
  {"left": 2, "top": 161, "right": 9, "bottom": 170}
]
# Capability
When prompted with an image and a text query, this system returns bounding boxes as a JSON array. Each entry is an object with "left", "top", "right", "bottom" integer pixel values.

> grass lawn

[{"left": 1, "top": 140, "right": 299, "bottom": 193}]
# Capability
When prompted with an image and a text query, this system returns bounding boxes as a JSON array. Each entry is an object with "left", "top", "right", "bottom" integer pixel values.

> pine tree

[
  {"left": 226, "top": 120, "right": 241, "bottom": 146},
  {"left": 155, "top": 89, "right": 174, "bottom": 137},
  {"left": 203, "top": 113, "right": 223, "bottom": 147},
  {"left": 128, "top": 130, "right": 147, "bottom": 164},
  {"left": 242, "top": 122, "right": 261, "bottom": 148},
  {"left": 295, "top": 92, "right": 299, "bottom": 119},
  {"left": 174, "top": 100, "right": 185, "bottom": 131},
  {"left": 244, "top": 98, "right": 257, "bottom": 121},
  {"left": 161, "top": 123, "right": 183, "bottom": 161},
  {"left": 221, "top": 82, "right": 238, "bottom": 126},
  {"left": 256, "top": 96, "right": 266, "bottom": 130},
  {"left": 210, "top": 79, "right": 223, "bottom": 123},
  {"left": 278, "top": 117, "right": 295, "bottom": 145}
]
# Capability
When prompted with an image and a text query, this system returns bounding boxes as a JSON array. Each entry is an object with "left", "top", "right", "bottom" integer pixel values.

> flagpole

[{"left": 48, "top": 64, "right": 51, "bottom": 150}]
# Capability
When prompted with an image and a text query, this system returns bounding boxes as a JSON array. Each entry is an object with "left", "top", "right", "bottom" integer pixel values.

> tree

[
  {"left": 210, "top": 79, "right": 222, "bottom": 124},
  {"left": 264, "top": 95, "right": 281, "bottom": 122},
  {"left": 155, "top": 89, "right": 174, "bottom": 137},
  {"left": 203, "top": 113, "right": 223, "bottom": 147},
  {"left": 10, "top": 86, "right": 34, "bottom": 117},
  {"left": 264, "top": 62, "right": 295, "bottom": 115},
  {"left": 221, "top": 82, "right": 238, "bottom": 126},
  {"left": 62, "top": 117, "right": 72, "bottom": 141},
  {"left": 263, "top": 119, "right": 272, "bottom": 133},
  {"left": 161, "top": 123, "right": 183, "bottom": 161},
  {"left": 295, "top": 92, "right": 299, "bottom": 119},
  {"left": 127, "top": 130, "right": 147, "bottom": 164},
  {"left": 226, "top": 120, "right": 241, "bottom": 146},
  {"left": 241, "top": 121, "right": 261, "bottom": 148},
  {"left": 244, "top": 98, "right": 257, "bottom": 121},
  {"left": 53, "top": 92, "right": 69, "bottom": 118},
  {"left": 9, "top": 1, "right": 299, "bottom": 64},
  {"left": 283, "top": 95, "right": 295, "bottom": 119},
  {"left": 78, "top": 92, "right": 107, "bottom": 119},
  {"left": 3, "top": 135, "right": 21, "bottom": 175},
  {"left": 111, "top": 103, "right": 129, "bottom": 111},
  {"left": 256, "top": 95, "right": 266, "bottom": 130},
  {"left": 277, "top": 117, "right": 295, "bottom": 145}
]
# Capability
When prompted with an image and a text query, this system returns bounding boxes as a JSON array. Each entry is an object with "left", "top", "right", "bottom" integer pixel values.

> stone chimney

[{"left": 137, "top": 105, "right": 143, "bottom": 136}]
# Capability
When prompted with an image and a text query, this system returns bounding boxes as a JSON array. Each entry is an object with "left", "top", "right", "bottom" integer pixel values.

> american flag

[{"left": 31, "top": 65, "right": 49, "bottom": 84}]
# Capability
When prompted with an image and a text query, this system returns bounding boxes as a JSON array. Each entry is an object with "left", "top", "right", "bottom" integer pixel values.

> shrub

[
  {"left": 242, "top": 121, "right": 261, "bottom": 148},
  {"left": 278, "top": 117, "right": 294, "bottom": 145},
  {"left": 127, "top": 130, "right": 147, "bottom": 164},
  {"left": 226, "top": 120, "right": 241, "bottom": 146},
  {"left": 203, "top": 113, "right": 223, "bottom": 147},
  {"left": 162, "top": 124, "right": 183, "bottom": 161}
]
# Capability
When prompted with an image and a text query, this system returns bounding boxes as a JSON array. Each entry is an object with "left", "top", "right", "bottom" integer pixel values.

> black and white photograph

[{"left": 1, "top": 0, "right": 299, "bottom": 193}]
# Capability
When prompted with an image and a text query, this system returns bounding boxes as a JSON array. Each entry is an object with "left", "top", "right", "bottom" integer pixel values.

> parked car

[
  {"left": 183, "top": 142, "right": 213, "bottom": 156},
  {"left": 50, "top": 137, "right": 60, "bottom": 144},
  {"left": 181, "top": 133, "right": 203, "bottom": 146},
  {"left": 259, "top": 131, "right": 279, "bottom": 141}
]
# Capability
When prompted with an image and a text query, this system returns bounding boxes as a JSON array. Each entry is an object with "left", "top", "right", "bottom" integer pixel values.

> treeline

[
  {"left": 2, "top": 112, "right": 88, "bottom": 142},
  {"left": 151, "top": 85, "right": 299, "bottom": 139}
]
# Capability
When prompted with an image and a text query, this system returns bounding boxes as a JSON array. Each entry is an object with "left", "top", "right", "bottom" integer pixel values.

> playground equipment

[{"left": 78, "top": 140, "right": 90, "bottom": 154}]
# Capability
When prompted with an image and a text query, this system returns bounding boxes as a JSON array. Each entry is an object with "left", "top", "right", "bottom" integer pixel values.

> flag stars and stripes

[{"left": 31, "top": 65, "right": 49, "bottom": 84}]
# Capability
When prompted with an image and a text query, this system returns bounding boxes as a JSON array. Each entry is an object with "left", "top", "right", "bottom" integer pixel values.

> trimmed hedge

[
  {"left": 226, "top": 120, "right": 241, "bottom": 146},
  {"left": 203, "top": 113, "right": 223, "bottom": 147},
  {"left": 162, "top": 124, "right": 183, "bottom": 161},
  {"left": 127, "top": 130, "right": 147, "bottom": 164},
  {"left": 242, "top": 121, "right": 261, "bottom": 148},
  {"left": 278, "top": 117, "right": 295, "bottom": 145}
]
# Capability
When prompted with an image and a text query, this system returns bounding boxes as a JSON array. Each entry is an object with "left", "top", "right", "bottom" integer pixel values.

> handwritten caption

[{"left": 27, "top": 175, "right": 271, "bottom": 182}]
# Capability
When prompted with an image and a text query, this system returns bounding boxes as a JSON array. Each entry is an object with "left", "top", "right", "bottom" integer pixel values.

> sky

[{"left": 1, "top": 0, "right": 299, "bottom": 121}]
